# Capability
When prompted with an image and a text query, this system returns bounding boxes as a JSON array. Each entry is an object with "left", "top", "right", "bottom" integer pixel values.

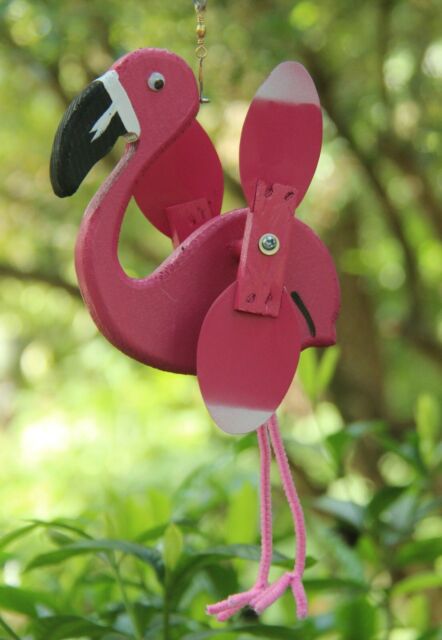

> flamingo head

[{"left": 50, "top": 48, "right": 199, "bottom": 198}]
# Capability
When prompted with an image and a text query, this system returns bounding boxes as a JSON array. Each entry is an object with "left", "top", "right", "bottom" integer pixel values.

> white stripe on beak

[{"left": 90, "top": 70, "right": 141, "bottom": 142}]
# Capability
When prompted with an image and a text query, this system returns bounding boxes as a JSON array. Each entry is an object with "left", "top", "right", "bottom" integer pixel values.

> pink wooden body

[
  {"left": 68, "top": 51, "right": 338, "bottom": 395},
  {"left": 76, "top": 154, "right": 339, "bottom": 376}
]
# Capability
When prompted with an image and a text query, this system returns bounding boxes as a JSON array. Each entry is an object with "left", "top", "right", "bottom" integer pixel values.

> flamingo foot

[
  {"left": 251, "top": 571, "right": 308, "bottom": 619},
  {"left": 206, "top": 573, "right": 307, "bottom": 621},
  {"left": 206, "top": 583, "right": 269, "bottom": 622}
]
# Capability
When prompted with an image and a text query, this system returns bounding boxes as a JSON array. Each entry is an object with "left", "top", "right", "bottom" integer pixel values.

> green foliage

[{"left": 0, "top": 0, "right": 441, "bottom": 638}]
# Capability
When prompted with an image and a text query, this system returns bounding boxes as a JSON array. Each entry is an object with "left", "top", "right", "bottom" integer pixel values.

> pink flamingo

[{"left": 51, "top": 48, "right": 340, "bottom": 620}]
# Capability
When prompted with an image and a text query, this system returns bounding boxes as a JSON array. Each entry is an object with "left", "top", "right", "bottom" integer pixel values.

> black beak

[{"left": 50, "top": 80, "right": 127, "bottom": 198}]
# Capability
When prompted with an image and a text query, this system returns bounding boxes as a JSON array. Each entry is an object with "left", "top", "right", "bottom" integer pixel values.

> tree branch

[
  {"left": 0, "top": 262, "right": 81, "bottom": 300},
  {"left": 300, "top": 48, "right": 423, "bottom": 315}
]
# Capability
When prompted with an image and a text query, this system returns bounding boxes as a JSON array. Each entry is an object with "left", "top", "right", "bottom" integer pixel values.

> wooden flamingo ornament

[{"left": 50, "top": 48, "right": 340, "bottom": 620}]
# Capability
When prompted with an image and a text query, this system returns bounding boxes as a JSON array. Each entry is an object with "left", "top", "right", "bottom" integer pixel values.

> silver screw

[{"left": 259, "top": 233, "right": 280, "bottom": 256}]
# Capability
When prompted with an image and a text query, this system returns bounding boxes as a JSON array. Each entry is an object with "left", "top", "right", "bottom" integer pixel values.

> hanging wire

[{"left": 193, "top": 0, "right": 210, "bottom": 103}]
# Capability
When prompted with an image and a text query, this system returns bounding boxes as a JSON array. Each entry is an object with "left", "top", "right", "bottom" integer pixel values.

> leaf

[
  {"left": 169, "top": 544, "right": 315, "bottom": 605},
  {"left": 297, "top": 349, "right": 317, "bottom": 402},
  {"left": 163, "top": 523, "right": 183, "bottom": 571},
  {"left": 335, "top": 597, "right": 377, "bottom": 640},
  {"left": 393, "top": 572, "right": 442, "bottom": 596},
  {"left": 366, "top": 486, "right": 407, "bottom": 521},
  {"left": 0, "top": 552, "right": 14, "bottom": 568},
  {"left": 326, "top": 431, "right": 350, "bottom": 468},
  {"left": 416, "top": 629, "right": 442, "bottom": 640},
  {"left": 29, "top": 518, "right": 92, "bottom": 539},
  {"left": 304, "top": 577, "right": 367, "bottom": 592},
  {"left": 233, "top": 432, "right": 256, "bottom": 454},
  {"left": 407, "top": 594, "right": 430, "bottom": 632},
  {"left": 326, "top": 421, "right": 385, "bottom": 469},
  {"left": 148, "top": 488, "right": 172, "bottom": 526},
  {"left": 0, "top": 524, "right": 38, "bottom": 550},
  {"left": 32, "top": 615, "right": 127, "bottom": 640},
  {"left": 204, "top": 563, "right": 239, "bottom": 602},
  {"left": 197, "top": 544, "right": 316, "bottom": 569},
  {"left": 347, "top": 421, "right": 386, "bottom": 438},
  {"left": 182, "top": 614, "right": 334, "bottom": 639},
  {"left": 26, "top": 539, "right": 164, "bottom": 582},
  {"left": 0, "top": 586, "right": 50, "bottom": 617},
  {"left": 316, "top": 347, "right": 341, "bottom": 396},
  {"left": 416, "top": 394, "right": 440, "bottom": 467},
  {"left": 225, "top": 482, "right": 258, "bottom": 545},
  {"left": 383, "top": 492, "right": 419, "bottom": 538},
  {"left": 395, "top": 538, "right": 442, "bottom": 567},
  {"left": 0, "top": 519, "right": 91, "bottom": 552},
  {"left": 46, "top": 530, "right": 75, "bottom": 547},
  {"left": 135, "top": 518, "right": 196, "bottom": 543},
  {"left": 0, "top": 615, "right": 21, "bottom": 640},
  {"left": 314, "top": 496, "right": 365, "bottom": 530}
]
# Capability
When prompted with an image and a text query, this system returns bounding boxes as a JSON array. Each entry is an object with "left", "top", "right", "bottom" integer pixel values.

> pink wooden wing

[
  {"left": 239, "top": 62, "right": 322, "bottom": 209},
  {"left": 197, "top": 284, "right": 301, "bottom": 435},
  {"left": 133, "top": 120, "right": 223, "bottom": 238}
]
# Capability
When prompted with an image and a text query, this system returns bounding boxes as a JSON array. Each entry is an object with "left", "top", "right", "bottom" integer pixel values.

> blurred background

[{"left": 0, "top": 1, "right": 441, "bottom": 639}]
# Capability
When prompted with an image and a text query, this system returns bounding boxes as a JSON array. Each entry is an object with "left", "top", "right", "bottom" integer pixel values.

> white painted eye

[{"left": 147, "top": 72, "right": 166, "bottom": 92}]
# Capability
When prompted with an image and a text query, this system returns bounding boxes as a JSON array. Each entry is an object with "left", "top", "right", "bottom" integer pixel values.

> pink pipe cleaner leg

[
  {"left": 252, "top": 414, "right": 308, "bottom": 618},
  {"left": 207, "top": 423, "right": 273, "bottom": 621}
]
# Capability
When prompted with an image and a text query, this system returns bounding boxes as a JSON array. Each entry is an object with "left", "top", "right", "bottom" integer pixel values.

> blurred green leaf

[
  {"left": 407, "top": 594, "right": 430, "bottom": 633},
  {"left": 0, "top": 615, "right": 21, "bottom": 640},
  {"left": 26, "top": 539, "right": 164, "bottom": 581},
  {"left": 233, "top": 432, "right": 256, "bottom": 454},
  {"left": 366, "top": 486, "right": 407, "bottom": 521},
  {"left": 297, "top": 349, "right": 317, "bottom": 403},
  {"left": 196, "top": 544, "right": 316, "bottom": 569},
  {"left": 0, "top": 585, "right": 55, "bottom": 617},
  {"left": 29, "top": 518, "right": 92, "bottom": 539},
  {"left": 395, "top": 537, "right": 442, "bottom": 566},
  {"left": 0, "top": 524, "right": 39, "bottom": 550},
  {"left": 32, "top": 615, "right": 127, "bottom": 640},
  {"left": 416, "top": 629, "right": 442, "bottom": 640},
  {"left": 416, "top": 394, "right": 441, "bottom": 467},
  {"left": 163, "top": 523, "right": 183, "bottom": 571},
  {"left": 225, "top": 482, "right": 258, "bottom": 545},
  {"left": 135, "top": 518, "right": 196, "bottom": 543},
  {"left": 170, "top": 543, "right": 315, "bottom": 604},
  {"left": 316, "top": 347, "right": 341, "bottom": 397},
  {"left": 383, "top": 492, "right": 420, "bottom": 539},
  {"left": 304, "top": 577, "right": 367, "bottom": 592},
  {"left": 335, "top": 597, "right": 377, "bottom": 640},
  {"left": 393, "top": 572, "right": 442, "bottom": 595},
  {"left": 183, "top": 613, "right": 334, "bottom": 639},
  {"left": 314, "top": 497, "right": 365, "bottom": 530},
  {"left": 0, "top": 519, "right": 91, "bottom": 553}
]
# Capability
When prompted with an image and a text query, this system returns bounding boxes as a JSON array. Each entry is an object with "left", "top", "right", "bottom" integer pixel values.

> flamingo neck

[{"left": 74, "top": 139, "right": 160, "bottom": 330}]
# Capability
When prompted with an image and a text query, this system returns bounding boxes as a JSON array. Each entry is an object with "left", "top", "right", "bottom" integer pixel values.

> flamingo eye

[{"left": 147, "top": 72, "right": 166, "bottom": 92}]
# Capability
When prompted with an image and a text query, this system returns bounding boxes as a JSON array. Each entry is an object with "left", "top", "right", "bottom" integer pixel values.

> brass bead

[{"left": 196, "top": 24, "right": 206, "bottom": 38}]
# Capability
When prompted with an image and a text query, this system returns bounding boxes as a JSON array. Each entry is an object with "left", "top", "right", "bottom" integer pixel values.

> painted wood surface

[
  {"left": 197, "top": 284, "right": 301, "bottom": 434},
  {"left": 239, "top": 61, "right": 322, "bottom": 211},
  {"left": 166, "top": 197, "right": 214, "bottom": 247},
  {"left": 235, "top": 181, "right": 296, "bottom": 317},
  {"left": 51, "top": 48, "right": 340, "bottom": 380},
  {"left": 134, "top": 120, "right": 223, "bottom": 238}
]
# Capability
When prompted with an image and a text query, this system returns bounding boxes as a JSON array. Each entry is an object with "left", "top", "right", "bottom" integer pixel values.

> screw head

[{"left": 259, "top": 233, "right": 280, "bottom": 256}]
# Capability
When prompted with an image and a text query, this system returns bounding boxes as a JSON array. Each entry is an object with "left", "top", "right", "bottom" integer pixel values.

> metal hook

[{"left": 194, "top": 0, "right": 210, "bottom": 103}]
